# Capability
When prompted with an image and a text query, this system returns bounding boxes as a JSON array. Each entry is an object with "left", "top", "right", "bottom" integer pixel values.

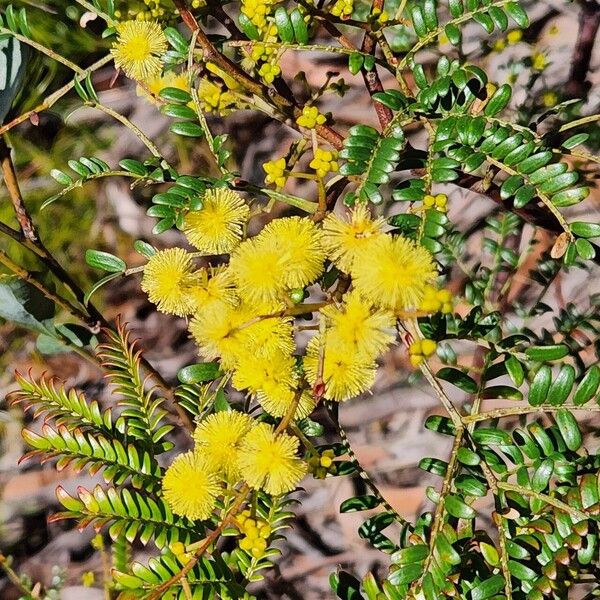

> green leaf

[
  {"left": 411, "top": 6, "right": 427, "bottom": 38},
  {"left": 528, "top": 365, "right": 552, "bottom": 406},
  {"left": 437, "top": 367, "right": 478, "bottom": 393},
  {"left": 479, "top": 542, "right": 499, "bottom": 567},
  {"left": 340, "top": 495, "right": 381, "bottom": 513},
  {"left": 481, "top": 385, "right": 523, "bottom": 401},
  {"left": 119, "top": 159, "right": 147, "bottom": 176},
  {"left": 531, "top": 458, "right": 553, "bottom": 492},
  {"left": 471, "top": 574, "right": 505, "bottom": 600},
  {"left": 552, "top": 186, "right": 589, "bottom": 207},
  {"left": 0, "top": 275, "right": 55, "bottom": 335},
  {"left": 505, "top": 355, "right": 524, "bottom": 386},
  {"left": 572, "top": 365, "right": 600, "bottom": 406},
  {"left": 525, "top": 344, "right": 569, "bottom": 361},
  {"left": 392, "top": 544, "right": 429, "bottom": 565},
  {"left": 50, "top": 169, "right": 73, "bottom": 186},
  {"left": 457, "top": 447, "right": 480, "bottom": 466},
  {"left": 514, "top": 184, "right": 535, "bottom": 208},
  {"left": 547, "top": 364, "right": 575, "bottom": 406},
  {"left": 177, "top": 362, "right": 222, "bottom": 384},
  {"left": 159, "top": 87, "right": 192, "bottom": 104},
  {"left": 348, "top": 53, "right": 364, "bottom": 75},
  {"left": 445, "top": 494, "right": 475, "bottom": 519},
  {"left": 164, "top": 26, "right": 188, "bottom": 54},
  {"left": 575, "top": 238, "right": 595, "bottom": 260},
  {"left": 562, "top": 133, "right": 589, "bottom": 150},
  {"left": 134, "top": 240, "right": 156, "bottom": 258},
  {"left": 571, "top": 221, "right": 600, "bottom": 238},
  {"left": 0, "top": 36, "right": 28, "bottom": 124},
  {"left": 555, "top": 408, "right": 582, "bottom": 451},
  {"left": 508, "top": 560, "right": 537, "bottom": 581},
  {"left": 170, "top": 121, "right": 204, "bottom": 137},
  {"left": 274, "top": 7, "right": 294, "bottom": 43},
  {"left": 85, "top": 249, "right": 126, "bottom": 273},
  {"left": 290, "top": 9, "right": 309, "bottom": 44},
  {"left": 505, "top": 3, "right": 529, "bottom": 28}
]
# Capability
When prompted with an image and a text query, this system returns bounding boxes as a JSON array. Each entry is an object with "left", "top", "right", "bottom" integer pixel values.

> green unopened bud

[{"left": 289, "top": 288, "right": 305, "bottom": 304}]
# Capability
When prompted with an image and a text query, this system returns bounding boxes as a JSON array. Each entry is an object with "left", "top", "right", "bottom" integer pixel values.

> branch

[{"left": 565, "top": 0, "right": 600, "bottom": 99}]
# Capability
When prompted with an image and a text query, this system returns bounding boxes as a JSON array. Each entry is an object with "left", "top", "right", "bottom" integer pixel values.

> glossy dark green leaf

[
  {"left": 392, "top": 544, "right": 429, "bottom": 565},
  {"left": 528, "top": 365, "right": 552, "bottom": 406},
  {"left": 505, "top": 355, "right": 524, "bottom": 386},
  {"left": 411, "top": 6, "right": 427, "bottom": 38},
  {"left": 348, "top": 53, "right": 364, "bottom": 75},
  {"left": 575, "top": 238, "right": 595, "bottom": 260},
  {"left": 517, "top": 151, "right": 552, "bottom": 174},
  {"left": 573, "top": 365, "right": 600, "bottom": 406},
  {"left": 457, "top": 447, "right": 480, "bottom": 466},
  {"left": 547, "top": 364, "right": 575, "bottom": 406},
  {"left": 483, "top": 83, "right": 511, "bottom": 116},
  {"left": 552, "top": 186, "right": 589, "bottom": 207},
  {"left": 505, "top": 3, "right": 530, "bottom": 28},
  {"left": 159, "top": 87, "right": 192, "bottom": 104},
  {"left": 562, "top": 133, "right": 589, "bottom": 150},
  {"left": 170, "top": 121, "right": 204, "bottom": 137},
  {"left": 532, "top": 458, "right": 553, "bottom": 492},
  {"left": 513, "top": 184, "right": 535, "bottom": 208},
  {"left": 445, "top": 494, "right": 475, "bottom": 519},
  {"left": 525, "top": 345, "right": 569, "bottom": 361},
  {"left": 164, "top": 26, "right": 188, "bottom": 54},
  {"left": 571, "top": 221, "right": 600, "bottom": 238},
  {"left": 444, "top": 23, "right": 461, "bottom": 45},
  {"left": 482, "top": 385, "right": 523, "bottom": 401},
  {"left": 290, "top": 9, "right": 309, "bottom": 44},
  {"left": 340, "top": 495, "right": 381, "bottom": 513},
  {"left": 437, "top": 367, "right": 478, "bottom": 393},
  {"left": 119, "top": 159, "right": 147, "bottom": 176},
  {"left": 177, "top": 362, "right": 222, "bottom": 384},
  {"left": 555, "top": 408, "right": 582, "bottom": 451},
  {"left": 471, "top": 574, "right": 505, "bottom": 600},
  {"left": 85, "top": 249, "right": 126, "bottom": 273},
  {"left": 274, "top": 7, "right": 294, "bottom": 42}
]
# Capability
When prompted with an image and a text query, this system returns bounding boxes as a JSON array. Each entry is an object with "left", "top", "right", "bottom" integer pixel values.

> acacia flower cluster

[{"left": 140, "top": 185, "right": 449, "bottom": 525}]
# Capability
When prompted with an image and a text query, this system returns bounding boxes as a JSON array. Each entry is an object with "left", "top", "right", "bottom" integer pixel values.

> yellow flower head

[
  {"left": 229, "top": 238, "right": 289, "bottom": 309},
  {"left": 189, "top": 267, "right": 238, "bottom": 313},
  {"left": 304, "top": 333, "right": 377, "bottom": 402},
  {"left": 236, "top": 423, "right": 307, "bottom": 495},
  {"left": 237, "top": 315, "right": 295, "bottom": 359},
  {"left": 321, "top": 290, "right": 395, "bottom": 359},
  {"left": 184, "top": 188, "right": 249, "bottom": 255},
  {"left": 506, "top": 29, "right": 523, "bottom": 45},
  {"left": 233, "top": 350, "right": 315, "bottom": 419},
  {"left": 351, "top": 235, "right": 437, "bottom": 312},
  {"left": 193, "top": 411, "right": 254, "bottom": 479},
  {"left": 322, "top": 203, "right": 387, "bottom": 273},
  {"left": 189, "top": 303, "right": 252, "bottom": 369},
  {"left": 259, "top": 216, "right": 326, "bottom": 288},
  {"left": 309, "top": 148, "right": 339, "bottom": 179},
  {"left": 296, "top": 105, "right": 326, "bottom": 129},
  {"left": 111, "top": 20, "right": 167, "bottom": 81},
  {"left": 141, "top": 248, "right": 196, "bottom": 316},
  {"left": 162, "top": 451, "right": 221, "bottom": 521}
]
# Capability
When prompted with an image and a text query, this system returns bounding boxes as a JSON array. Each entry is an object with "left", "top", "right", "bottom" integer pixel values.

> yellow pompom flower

[
  {"left": 259, "top": 216, "right": 326, "bottom": 288},
  {"left": 237, "top": 315, "right": 295, "bottom": 359},
  {"left": 229, "top": 238, "right": 289, "bottom": 309},
  {"left": 531, "top": 51, "right": 548, "bottom": 72},
  {"left": 111, "top": 20, "right": 168, "bottom": 81},
  {"left": 184, "top": 188, "right": 249, "bottom": 255},
  {"left": 232, "top": 351, "right": 314, "bottom": 419},
  {"left": 322, "top": 203, "right": 387, "bottom": 273},
  {"left": 237, "top": 423, "right": 307, "bottom": 495},
  {"left": 304, "top": 334, "right": 377, "bottom": 402},
  {"left": 506, "top": 29, "right": 522, "bottom": 45},
  {"left": 162, "top": 451, "right": 221, "bottom": 521},
  {"left": 193, "top": 411, "right": 254, "bottom": 479},
  {"left": 321, "top": 290, "right": 395, "bottom": 359},
  {"left": 351, "top": 235, "right": 437, "bottom": 312},
  {"left": 408, "top": 338, "right": 437, "bottom": 368},
  {"left": 189, "top": 303, "right": 252, "bottom": 369},
  {"left": 141, "top": 248, "right": 196, "bottom": 316},
  {"left": 189, "top": 267, "right": 238, "bottom": 313}
]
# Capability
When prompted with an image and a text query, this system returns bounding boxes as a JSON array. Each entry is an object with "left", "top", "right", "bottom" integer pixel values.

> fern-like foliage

[
  {"left": 51, "top": 484, "right": 203, "bottom": 549},
  {"left": 10, "top": 371, "right": 114, "bottom": 433},
  {"left": 112, "top": 549, "right": 245, "bottom": 599},
  {"left": 97, "top": 320, "right": 174, "bottom": 453}
]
